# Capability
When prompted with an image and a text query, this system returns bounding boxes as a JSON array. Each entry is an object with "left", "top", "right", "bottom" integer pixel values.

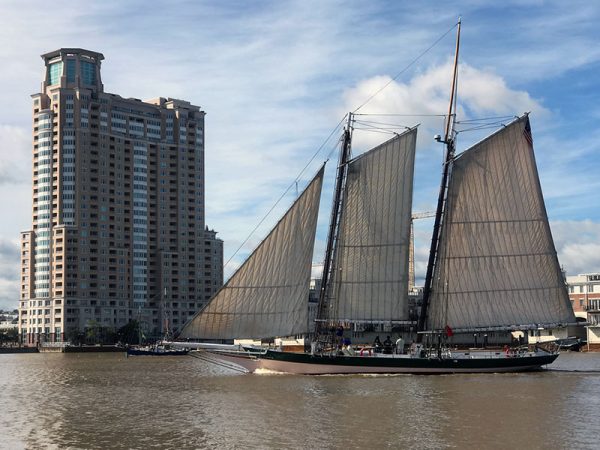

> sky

[{"left": 0, "top": 0, "right": 599, "bottom": 310}]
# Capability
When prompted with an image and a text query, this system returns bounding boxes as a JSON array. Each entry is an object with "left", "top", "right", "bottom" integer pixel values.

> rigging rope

[
  {"left": 223, "top": 115, "right": 347, "bottom": 269},
  {"left": 455, "top": 115, "right": 517, "bottom": 133},
  {"left": 223, "top": 20, "right": 462, "bottom": 271},
  {"left": 353, "top": 21, "right": 459, "bottom": 114},
  {"left": 456, "top": 115, "right": 516, "bottom": 123}
]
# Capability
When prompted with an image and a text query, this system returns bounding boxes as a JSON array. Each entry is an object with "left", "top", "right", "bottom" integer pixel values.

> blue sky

[{"left": 0, "top": 0, "right": 599, "bottom": 310}]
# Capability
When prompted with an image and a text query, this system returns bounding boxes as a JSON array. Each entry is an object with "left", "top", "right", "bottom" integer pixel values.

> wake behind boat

[{"left": 172, "top": 19, "right": 577, "bottom": 375}]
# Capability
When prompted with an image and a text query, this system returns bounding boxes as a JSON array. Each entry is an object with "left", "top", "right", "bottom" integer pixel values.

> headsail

[
  {"left": 426, "top": 116, "right": 575, "bottom": 332},
  {"left": 327, "top": 128, "right": 417, "bottom": 323},
  {"left": 179, "top": 166, "right": 325, "bottom": 340}
]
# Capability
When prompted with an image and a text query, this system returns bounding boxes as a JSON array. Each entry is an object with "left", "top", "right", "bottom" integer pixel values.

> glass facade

[
  {"left": 34, "top": 112, "right": 54, "bottom": 299},
  {"left": 66, "top": 59, "right": 76, "bottom": 82},
  {"left": 48, "top": 62, "right": 62, "bottom": 85},
  {"left": 81, "top": 61, "right": 95, "bottom": 85}
]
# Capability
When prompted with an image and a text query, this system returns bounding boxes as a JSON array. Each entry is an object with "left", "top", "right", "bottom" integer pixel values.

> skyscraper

[{"left": 19, "top": 49, "right": 223, "bottom": 345}]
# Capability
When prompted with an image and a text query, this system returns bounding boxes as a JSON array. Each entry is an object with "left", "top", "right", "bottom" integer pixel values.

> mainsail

[
  {"left": 426, "top": 116, "right": 576, "bottom": 332},
  {"left": 179, "top": 166, "right": 325, "bottom": 340},
  {"left": 327, "top": 129, "right": 417, "bottom": 323}
]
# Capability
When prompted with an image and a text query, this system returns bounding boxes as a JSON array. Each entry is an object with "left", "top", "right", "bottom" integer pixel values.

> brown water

[{"left": 0, "top": 352, "right": 599, "bottom": 449}]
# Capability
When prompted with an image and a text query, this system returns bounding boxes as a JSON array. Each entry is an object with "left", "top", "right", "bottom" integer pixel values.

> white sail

[
  {"left": 179, "top": 166, "right": 325, "bottom": 340},
  {"left": 328, "top": 129, "right": 417, "bottom": 323},
  {"left": 426, "top": 116, "right": 576, "bottom": 331}
]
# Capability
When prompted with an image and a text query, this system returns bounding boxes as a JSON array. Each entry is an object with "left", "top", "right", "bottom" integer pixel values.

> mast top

[
  {"left": 444, "top": 18, "right": 461, "bottom": 147},
  {"left": 416, "top": 18, "right": 462, "bottom": 338}
]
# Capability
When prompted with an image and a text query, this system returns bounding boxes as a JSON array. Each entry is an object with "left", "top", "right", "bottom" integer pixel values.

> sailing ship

[
  {"left": 127, "top": 290, "right": 189, "bottom": 356},
  {"left": 126, "top": 344, "right": 189, "bottom": 357},
  {"left": 171, "top": 21, "right": 577, "bottom": 374}
]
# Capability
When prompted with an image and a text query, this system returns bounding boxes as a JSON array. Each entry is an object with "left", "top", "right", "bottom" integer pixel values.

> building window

[
  {"left": 81, "top": 61, "right": 96, "bottom": 85},
  {"left": 48, "top": 62, "right": 62, "bottom": 85},
  {"left": 66, "top": 59, "right": 76, "bottom": 82}
]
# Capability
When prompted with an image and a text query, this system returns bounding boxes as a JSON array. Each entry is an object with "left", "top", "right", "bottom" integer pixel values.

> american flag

[{"left": 523, "top": 118, "right": 533, "bottom": 147}]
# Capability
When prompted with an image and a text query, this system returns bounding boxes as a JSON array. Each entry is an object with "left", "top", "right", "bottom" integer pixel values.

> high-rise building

[{"left": 18, "top": 48, "right": 223, "bottom": 345}]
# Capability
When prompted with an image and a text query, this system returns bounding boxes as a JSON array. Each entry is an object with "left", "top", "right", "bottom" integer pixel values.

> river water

[{"left": 0, "top": 351, "right": 599, "bottom": 449}]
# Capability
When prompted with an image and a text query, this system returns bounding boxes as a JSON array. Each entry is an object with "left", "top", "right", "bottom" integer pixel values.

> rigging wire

[
  {"left": 353, "top": 119, "right": 413, "bottom": 129},
  {"left": 456, "top": 117, "right": 518, "bottom": 134},
  {"left": 223, "top": 20, "right": 460, "bottom": 270},
  {"left": 457, "top": 124, "right": 510, "bottom": 133},
  {"left": 354, "top": 113, "right": 446, "bottom": 117},
  {"left": 456, "top": 115, "right": 515, "bottom": 124},
  {"left": 353, "top": 21, "right": 459, "bottom": 114},
  {"left": 223, "top": 115, "right": 347, "bottom": 269},
  {"left": 352, "top": 127, "right": 403, "bottom": 137}
]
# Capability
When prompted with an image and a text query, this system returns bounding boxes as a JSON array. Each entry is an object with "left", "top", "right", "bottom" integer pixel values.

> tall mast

[
  {"left": 417, "top": 18, "right": 461, "bottom": 340},
  {"left": 315, "top": 113, "right": 353, "bottom": 337}
]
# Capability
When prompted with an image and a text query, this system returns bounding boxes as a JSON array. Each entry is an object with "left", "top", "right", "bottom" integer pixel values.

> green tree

[
  {"left": 117, "top": 320, "right": 142, "bottom": 345},
  {"left": 102, "top": 327, "right": 117, "bottom": 344},
  {"left": 6, "top": 327, "right": 18, "bottom": 343},
  {"left": 0, "top": 328, "right": 19, "bottom": 345},
  {"left": 85, "top": 320, "right": 101, "bottom": 344},
  {"left": 66, "top": 327, "right": 84, "bottom": 345}
]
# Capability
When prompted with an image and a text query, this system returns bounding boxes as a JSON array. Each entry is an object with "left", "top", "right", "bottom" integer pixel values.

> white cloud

[
  {"left": 458, "top": 64, "right": 546, "bottom": 117},
  {"left": 0, "top": 125, "right": 31, "bottom": 185},
  {"left": 0, "top": 0, "right": 598, "bottom": 307},
  {"left": 552, "top": 220, "right": 600, "bottom": 275},
  {"left": 339, "top": 61, "right": 548, "bottom": 154},
  {"left": 0, "top": 126, "right": 33, "bottom": 239},
  {"left": 0, "top": 238, "right": 20, "bottom": 311}
]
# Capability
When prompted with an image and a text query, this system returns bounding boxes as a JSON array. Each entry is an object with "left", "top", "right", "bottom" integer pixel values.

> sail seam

[
  {"left": 444, "top": 252, "right": 557, "bottom": 259},
  {"left": 449, "top": 219, "right": 544, "bottom": 224},
  {"left": 441, "top": 285, "right": 568, "bottom": 295},
  {"left": 340, "top": 244, "right": 407, "bottom": 249},
  {"left": 222, "top": 284, "right": 308, "bottom": 289}
]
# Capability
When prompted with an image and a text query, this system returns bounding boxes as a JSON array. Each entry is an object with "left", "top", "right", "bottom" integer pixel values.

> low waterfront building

[
  {"left": 0, "top": 317, "right": 18, "bottom": 331},
  {"left": 567, "top": 273, "right": 600, "bottom": 349}
]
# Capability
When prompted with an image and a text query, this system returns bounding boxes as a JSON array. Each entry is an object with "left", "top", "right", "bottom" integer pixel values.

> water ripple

[{"left": 1, "top": 352, "right": 599, "bottom": 449}]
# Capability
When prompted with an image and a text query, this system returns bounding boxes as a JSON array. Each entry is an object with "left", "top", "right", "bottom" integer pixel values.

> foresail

[
  {"left": 426, "top": 116, "right": 576, "bottom": 332},
  {"left": 179, "top": 166, "right": 325, "bottom": 340},
  {"left": 328, "top": 128, "right": 417, "bottom": 323}
]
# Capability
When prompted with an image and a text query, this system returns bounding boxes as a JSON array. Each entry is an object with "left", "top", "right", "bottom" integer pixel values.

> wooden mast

[
  {"left": 417, "top": 18, "right": 461, "bottom": 340},
  {"left": 315, "top": 113, "right": 353, "bottom": 339}
]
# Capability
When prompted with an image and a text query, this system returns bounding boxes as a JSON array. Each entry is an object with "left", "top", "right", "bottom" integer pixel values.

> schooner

[{"left": 171, "top": 19, "right": 577, "bottom": 374}]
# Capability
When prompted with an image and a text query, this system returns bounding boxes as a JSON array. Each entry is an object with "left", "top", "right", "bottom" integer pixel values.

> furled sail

[
  {"left": 426, "top": 116, "right": 575, "bottom": 332},
  {"left": 328, "top": 128, "right": 417, "bottom": 323},
  {"left": 179, "top": 166, "right": 325, "bottom": 340}
]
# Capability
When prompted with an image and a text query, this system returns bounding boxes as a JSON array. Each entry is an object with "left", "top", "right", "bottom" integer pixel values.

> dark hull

[
  {"left": 208, "top": 349, "right": 559, "bottom": 375},
  {"left": 555, "top": 338, "right": 582, "bottom": 352},
  {"left": 0, "top": 347, "right": 39, "bottom": 354},
  {"left": 127, "top": 347, "right": 189, "bottom": 356}
]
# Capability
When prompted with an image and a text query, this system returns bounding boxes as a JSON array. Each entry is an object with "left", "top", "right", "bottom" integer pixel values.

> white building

[{"left": 567, "top": 273, "right": 600, "bottom": 350}]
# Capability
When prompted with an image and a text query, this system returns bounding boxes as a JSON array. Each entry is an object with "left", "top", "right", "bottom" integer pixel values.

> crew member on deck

[
  {"left": 395, "top": 337, "right": 404, "bottom": 354},
  {"left": 383, "top": 336, "right": 393, "bottom": 354},
  {"left": 335, "top": 324, "right": 344, "bottom": 347},
  {"left": 373, "top": 336, "right": 383, "bottom": 353}
]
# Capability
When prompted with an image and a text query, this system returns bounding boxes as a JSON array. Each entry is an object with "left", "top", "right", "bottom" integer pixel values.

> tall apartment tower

[{"left": 19, "top": 49, "right": 223, "bottom": 345}]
